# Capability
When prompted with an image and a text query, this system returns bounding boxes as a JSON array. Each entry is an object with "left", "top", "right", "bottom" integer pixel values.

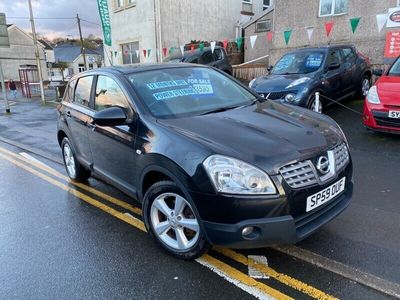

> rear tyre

[
  {"left": 307, "top": 94, "right": 323, "bottom": 113},
  {"left": 61, "top": 137, "right": 91, "bottom": 182},
  {"left": 143, "top": 181, "right": 209, "bottom": 260}
]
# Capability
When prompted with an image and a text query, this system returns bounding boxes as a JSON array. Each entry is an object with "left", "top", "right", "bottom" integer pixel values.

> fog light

[
  {"left": 242, "top": 226, "right": 254, "bottom": 237},
  {"left": 285, "top": 93, "right": 295, "bottom": 103}
]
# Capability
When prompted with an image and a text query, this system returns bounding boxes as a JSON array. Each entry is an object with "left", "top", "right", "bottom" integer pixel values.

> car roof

[
  {"left": 167, "top": 46, "right": 224, "bottom": 60},
  {"left": 286, "top": 45, "right": 355, "bottom": 54},
  {"left": 72, "top": 63, "right": 209, "bottom": 79}
]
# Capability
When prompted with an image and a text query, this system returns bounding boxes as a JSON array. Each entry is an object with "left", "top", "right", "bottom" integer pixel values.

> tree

[{"left": 54, "top": 61, "right": 69, "bottom": 82}]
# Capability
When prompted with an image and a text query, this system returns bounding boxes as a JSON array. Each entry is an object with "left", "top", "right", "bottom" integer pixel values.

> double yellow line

[{"left": 0, "top": 146, "right": 337, "bottom": 300}]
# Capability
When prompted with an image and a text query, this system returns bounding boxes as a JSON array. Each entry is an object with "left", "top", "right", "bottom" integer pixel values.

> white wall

[
  {"left": 105, "top": 0, "right": 157, "bottom": 65},
  {"left": 0, "top": 26, "right": 48, "bottom": 81}
]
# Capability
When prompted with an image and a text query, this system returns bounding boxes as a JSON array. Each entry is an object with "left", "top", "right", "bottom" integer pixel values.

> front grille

[
  {"left": 259, "top": 90, "right": 297, "bottom": 100},
  {"left": 333, "top": 143, "right": 350, "bottom": 172},
  {"left": 279, "top": 161, "right": 318, "bottom": 189},
  {"left": 280, "top": 143, "right": 349, "bottom": 189}
]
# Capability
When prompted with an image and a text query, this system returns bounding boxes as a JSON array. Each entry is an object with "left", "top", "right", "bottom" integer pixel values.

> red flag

[
  {"left": 190, "top": 44, "right": 195, "bottom": 52},
  {"left": 223, "top": 39, "right": 228, "bottom": 50},
  {"left": 143, "top": 49, "right": 147, "bottom": 58},
  {"left": 163, "top": 47, "right": 168, "bottom": 57},
  {"left": 266, "top": 32, "right": 274, "bottom": 42},
  {"left": 325, "top": 22, "right": 334, "bottom": 37}
]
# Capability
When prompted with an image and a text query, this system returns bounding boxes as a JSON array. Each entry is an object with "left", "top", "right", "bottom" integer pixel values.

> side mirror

[
  {"left": 328, "top": 62, "right": 341, "bottom": 70},
  {"left": 92, "top": 106, "right": 127, "bottom": 127},
  {"left": 373, "top": 69, "right": 383, "bottom": 77},
  {"left": 267, "top": 65, "right": 274, "bottom": 72}
]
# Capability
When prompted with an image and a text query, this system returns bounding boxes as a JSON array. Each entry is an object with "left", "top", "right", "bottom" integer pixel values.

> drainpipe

[{"left": 153, "top": 0, "right": 162, "bottom": 63}]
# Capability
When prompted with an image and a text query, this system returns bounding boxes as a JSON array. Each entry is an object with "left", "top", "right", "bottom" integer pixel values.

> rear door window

[
  {"left": 341, "top": 48, "right": 356, "bottom": 64},
  {"left": 64, "top": 79, "right": 76, "bottom": 102},
  {"left": 74, "top": 76, "right": 94, "bottom": 107}
]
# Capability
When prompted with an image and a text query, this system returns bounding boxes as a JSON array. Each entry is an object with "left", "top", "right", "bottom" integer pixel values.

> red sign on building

[{"left": 384, "top": 31, "right": 400, "bottom": 58}]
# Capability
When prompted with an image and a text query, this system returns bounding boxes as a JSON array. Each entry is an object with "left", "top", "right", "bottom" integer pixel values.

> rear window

[{"left": 126, "top": 67, "right": 256, "bottom": 119}]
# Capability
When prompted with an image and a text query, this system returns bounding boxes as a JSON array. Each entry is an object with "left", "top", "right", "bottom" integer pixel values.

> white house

[
  {"left": 104, "top": 0, "right": 273, "bottom": 65},
  {"left": 0, "top": 24, "right": 49, "bottom": 81},
  {"left": 52, "top": 44, "right": 104, "bottom": 81}
]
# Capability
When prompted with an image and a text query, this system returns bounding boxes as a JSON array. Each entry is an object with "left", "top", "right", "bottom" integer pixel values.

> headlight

[
  {"left": 203, "top": 155, "right": 277, "bottom": 195},
  {"left": 286, "top": 77, "right": 310, "bottom": 89},
  {"left": 249, "top": 78, "right": 256, "bottom": 88},
  {"left": 366, "top": 86, "right": 380, "bottom": 104}
]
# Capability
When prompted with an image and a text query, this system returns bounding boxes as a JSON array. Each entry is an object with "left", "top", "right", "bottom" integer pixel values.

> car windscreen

[
  {"left": 272, "top": 51, "right": 326, "bottom": 75},
  {"left": 127, "top": 67, "right": 256, "bottom": 119},
  {"left": 388, "top": 57, "right": 400, "bottom": 76},
  {"left": 164, "top": 57, "right": 183, "bottom": 63}
]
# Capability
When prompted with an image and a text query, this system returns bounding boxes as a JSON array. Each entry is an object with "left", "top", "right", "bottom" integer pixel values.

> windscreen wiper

[{"left": 199, "top": 104, "right": 245, "bottom": 116}]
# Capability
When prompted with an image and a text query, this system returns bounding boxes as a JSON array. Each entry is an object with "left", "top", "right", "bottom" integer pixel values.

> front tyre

[
  {"left": 143, "top": 181, "right": 209, "bottom": 260},
  {"left": 61, "top": 137, "right": 91, "bottom": 182},
  {"left": 359, "top": 75, "right": 371, "bottom": 98}
]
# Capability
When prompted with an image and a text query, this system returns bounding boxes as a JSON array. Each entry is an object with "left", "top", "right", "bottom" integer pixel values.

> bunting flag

[
  {"left": 135, "top": 50, "right": 140, "bottom": 58},
  {"left": 266, "top": 31, "right": 274, "bottom": 42},
  {"left": 199, "top": 43, "right": 205, "bottom": 52},
  {"left": 162, "top": 47, "right": 168, "bottom": 57},
  {"left": 350, "top": 17, "right": 361, "bottom": 34},
  {"left": 250, "top": 35, "right": 258, "bottom": 48},
  {"left": 210, "top": 41, "right": 216, "bottom": 53},
  {"left": 180, "top": 45, "right": 185, "bottom": 55},
  {"left": 284, "top": 30, "right": 292, "bottom": 45},
  {"left": 147, "top": 49, "right": 152, "bottom": 58},
  {"left": 223, "top": 39, "right": 228, "bottom": 50},
  {"left": 236, "top": 37, "right": 243, "bottom": 49},
  {"left": 325, "top": 22, "right": 334, "bottom": 37},
  {"left": 376, "top": 13, "right": 387, "bottom": 32},
  {"left": 190, "top": 44, "right": 195, "bottom": 52},
  {"left": 306, "top": 27, "right": 314, "bottom": 42},
  {"left": 143, "top": 49, "right": 147, "bottom": 58},
  {"left": 169, "top": 47, "right": 174, "bottom": 55}
]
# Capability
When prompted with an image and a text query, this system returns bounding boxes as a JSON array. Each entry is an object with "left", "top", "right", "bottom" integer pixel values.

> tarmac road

[{"left": 0, "top": 97, "right": 398, "bottom": 299}]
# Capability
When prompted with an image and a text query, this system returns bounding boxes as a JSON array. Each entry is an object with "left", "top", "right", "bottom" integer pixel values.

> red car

[{"left": 363, "top": 56, "right": 400, "bottom": 133}]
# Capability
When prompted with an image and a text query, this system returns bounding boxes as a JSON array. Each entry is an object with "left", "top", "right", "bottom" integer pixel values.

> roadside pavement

[{"left": 0, "top": 93, "right": 61, "bottom": 161}]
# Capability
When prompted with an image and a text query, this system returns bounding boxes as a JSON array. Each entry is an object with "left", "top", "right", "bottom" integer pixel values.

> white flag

[
  {"left": 210, "top": 41, "right": 216, "bottom": 53},
  {"left": 376, "top": 13, "right": 387, "bottom": 32},
  {"left": 306, "top": 27, "right": 314, "bottom": 42},
  {"left": 180, "top": 45, "right": 185, "bottom": 55},
  {"left": 250, "top": 35, "right": 258, "bottom": 48},
  {"left": 135, "top": 50, "right": 140, "bottom": 58}
]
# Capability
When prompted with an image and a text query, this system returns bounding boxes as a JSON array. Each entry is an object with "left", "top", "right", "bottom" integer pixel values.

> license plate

[
  {"left": 389, "top": 111, "right": 400, "bottom": 119},
  {"left": 306, "top": 177, "right": 346, "bottom": 212}
]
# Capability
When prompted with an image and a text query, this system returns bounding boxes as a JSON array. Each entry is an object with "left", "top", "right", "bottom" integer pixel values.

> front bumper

[
  {"left": 363, "top": 101, "right": 400, "bottom": 133},
  {"left": 201, "top": 181, "right": 353, "bottom": 248}
]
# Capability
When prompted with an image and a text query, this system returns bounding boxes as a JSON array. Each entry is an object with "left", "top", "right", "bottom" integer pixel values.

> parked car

[
  {"left": 363, "top": 56, "right": 400, "bottom": 133},
  {"left": 164, "top": 46, "right": 233, "bottom": 75},
  {"left": 249, "top": 45, "right": 371, "bottom": 112},
  {"left": 57, "top": 64, "right": 353, "bottom": 260}
]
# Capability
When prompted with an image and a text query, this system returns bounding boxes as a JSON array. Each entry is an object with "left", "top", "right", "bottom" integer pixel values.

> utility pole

[
  {"left": 28, "top": 0, "right": 45, "bottom": 104},
  {"left": 77, "top": 14, "right": 87, "bottom": 71},
  {"left": 0, "top": 61, "right": 10, "bottom": 113}
]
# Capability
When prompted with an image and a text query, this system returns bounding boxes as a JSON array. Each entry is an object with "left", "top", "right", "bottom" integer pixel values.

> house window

[
  {"left": 242, "top": 0, "right": 252, "bottom": 3},
  {"left": 319, "top": 0, "right": 348, "bottom": 17},
  {"left": 256, "top": 20, "right": 272, "bottom": 32},
  {"left": 121, "top": 42, "right": 140, "bottom": 65},
  {"left": 263, "top": 0, "right": 272, "bottom": 10},
  {"left": 78, "top": 64, "right": 85, "bottom": 73},
  {"left": 127, "top": 0, "right": 136, "bottom": 5},
  {"left": 116, "top": 0, "right": 124, "bottom": 8},
  {"left": 89, "top": 63, "right": 93, "bottom": 70}
]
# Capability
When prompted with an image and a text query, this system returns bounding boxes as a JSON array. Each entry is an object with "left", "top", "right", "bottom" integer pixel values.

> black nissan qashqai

[{"left": 57, "top": 64, "right": 353, "bottom": 260}]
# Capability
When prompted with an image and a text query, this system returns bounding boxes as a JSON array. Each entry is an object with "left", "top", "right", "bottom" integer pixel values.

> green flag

[
  {"left": 350, "top": 17, "right": 361, "bottom": 34},
  {"left": 236, "top": 37, "right": 243, "bottom": 50},
  {"left": 199, "top": 43, "right": 205, "bottom": 52},
  {"left": 284, "top": 30, "right": 292, "bottom": 45},
  {"left": 97, "top": 0, "right": 112, "bottom": 46}
]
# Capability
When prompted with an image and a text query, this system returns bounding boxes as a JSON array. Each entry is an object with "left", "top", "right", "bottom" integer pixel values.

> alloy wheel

[
  {"left": 63, "top": 143, "right": 76, "bottom": 179},
  {"left": 362, "top": 78, "right": 371, "bottom": 97},
  {"left": 310, "top": 97, "right": 322, "bottom": 113},
  {"left": 150, "top": 193, "right": 200, "bottom": 251}
]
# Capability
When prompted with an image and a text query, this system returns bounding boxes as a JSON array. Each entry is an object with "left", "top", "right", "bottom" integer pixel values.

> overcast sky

[{"left": 0, "top": 0, "right": 102, "bottom": 40}]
